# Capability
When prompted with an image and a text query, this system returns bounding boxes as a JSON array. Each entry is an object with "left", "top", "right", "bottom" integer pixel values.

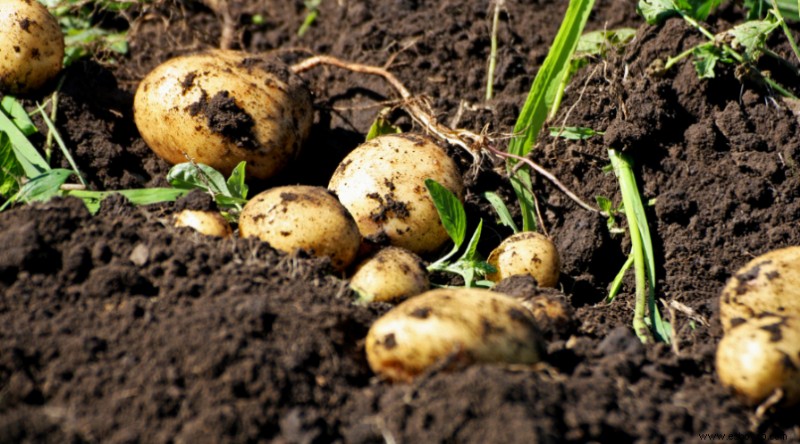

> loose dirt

[{"left": 2, "top": 0, "right": 800, "bottom": 442}]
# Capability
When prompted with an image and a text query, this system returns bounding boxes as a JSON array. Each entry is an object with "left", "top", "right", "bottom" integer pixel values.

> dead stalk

[{"left": 290, "top": 54, "right": 601, "bottom": 215}]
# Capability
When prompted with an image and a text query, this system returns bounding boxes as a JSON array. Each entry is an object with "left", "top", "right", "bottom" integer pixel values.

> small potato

[
  {"left": 0, "top": 0, "right": 64, "bottom": 94},
  {"left": 328, "top": 133, "right": 463, "bottom": 255},
  {"left": 174, "top": 210, "right": 232, "bottom": 238},
  {"left": 719, "top": 246, "right": 800, "bottom": 332},
  {"left": 134, "top": 50, "right": 313, "bottom": 180},
  {"left": 239, "top": 186, "right": 360, "bottom": 271},
  {"left": 365, "top": 288, "right": 545, "bottom": 382},
  {"left": 350, "top": 246, "right": 429, "bottom": 303},
  {"left": 486, "top": 232, "right": 561, "bottom": 287},
  {"left": 716, "top": 314, "right": 800, "bottom": 406}
]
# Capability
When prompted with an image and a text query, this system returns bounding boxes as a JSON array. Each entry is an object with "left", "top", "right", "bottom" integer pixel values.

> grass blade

[
  {"left": 506, "top": 0, "right": 596, "bottom": 231},
  {"left": 425, "top": 178, "right": 466, "bottom": 249},
  {"left": 36, "top": 104, "right": 87, "bottom": 186},
  {"left": 0, "top": 97, "right": 37, "bottom": 136},
  {"left": 0, "top": 108, "right": 49, "bottom": 178},
  {"left": 482, "top": 191, "right": 520, "bottom": 233},
  {"left": 65, "top": 188, "right": 190, "bottom": 214}
]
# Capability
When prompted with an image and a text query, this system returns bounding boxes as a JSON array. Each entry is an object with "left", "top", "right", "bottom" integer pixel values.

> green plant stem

[
  {"left": 486, "top": 0, "right": 502, "bottom": 101},
  {"left": 37, "top": 106, "right": 87, "bottom": 186},
  {"left": 609, "top": 149, "right": 652, "bottom": 343},
  {"left": 770, "top": 0, "right": 800, "bottom": 64},
  {"left": 664, "top": 46, "right": 696, "bottom": 70}
]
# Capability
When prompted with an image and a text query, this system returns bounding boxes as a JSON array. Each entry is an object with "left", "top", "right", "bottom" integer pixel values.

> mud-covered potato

[
  {"left": 365, "top": 288, "right": 545, "bottom": 382},
  {"left": 134, "top": 50, "right": 313, "bottom": 180},
  {"left": 239, "top": 186, "right": 360, "bottom": 271},
  {"left": 350, "top": 246, "right": 429, "bottom": 303},
  {"left": 328, "top": 133, "right": 464, "bottom": 255},
  {"left": 716, "top": 314, "right": 800, "bottom": 406},
  {"left": 486, "top": 232, "right": 561, "bottom": 287},
  {"left": 174, "top": 209, "right": 232, "bottom": 238},
  {"left": 0, "top": 0, "right": 64, "bottom": 94},
  {"left": 719, "top": 246, "right": 800, "bottom": 332}
]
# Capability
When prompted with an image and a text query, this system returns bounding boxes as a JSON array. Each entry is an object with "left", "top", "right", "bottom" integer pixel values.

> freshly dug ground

[{"left": 2, "top": 0, "right": 800, "bottom": 442}]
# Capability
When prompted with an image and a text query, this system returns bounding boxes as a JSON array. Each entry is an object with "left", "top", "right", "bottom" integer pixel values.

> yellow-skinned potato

[
  {"left": 350, "top": 246, "right": 429, "bottom": 303},
  {"left": 134, "top": 50, "right": 313, "bottom": 180},
  {"left": 328, "top": 133, "right": 463, "bottom": 255},
  {"left": 239, "top": 186, "right": 360, "bottom": 271},
  {"left": 486, "top": 232, "right": 561, "bottom": 287},
  {"left": 365, "top": 288, "right": 545, "bottom": 382},
  {"left": 174, "top": 210, "right": 232, "bottom": 238},
  {"left": 0, "top": 0, "right": 64, "bottom": 94},
  {"left": 716, "top": 314, "right": 800, "bottom": 406},
  {"left": 719, "top": 246, "right": 800, "bottom": 332}
]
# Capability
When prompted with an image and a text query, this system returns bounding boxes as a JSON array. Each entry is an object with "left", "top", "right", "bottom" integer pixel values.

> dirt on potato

[{"left": 2, "top": 0, "right": 800, "bottom": 442}]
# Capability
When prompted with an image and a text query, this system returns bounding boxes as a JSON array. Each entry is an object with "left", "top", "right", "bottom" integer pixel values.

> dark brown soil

[{"left": 2, "top": 0, "right": 800, "bottom": 442}]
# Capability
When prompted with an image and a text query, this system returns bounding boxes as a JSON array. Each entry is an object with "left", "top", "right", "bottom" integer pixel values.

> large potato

[
  {"left": 365, "top": 288, "right": 545, "bottom": 382},
  {"left": 719, "top": 246, "right": 800, "bottom": 332},
  {"left": 0, "top": 0, "right": 64, "bottom": 94},
  {"left": 328, "top": 133, "right": 463, "bottom": 255},
  {"left": 716, "top": 314, "right": 800, "bottom": 406},
  {"left": 134, "top": 50, "right": 313, "bottom": 180},
  {"left": 239, "top": 186, "right": 360, "bottom": 271},
  {"left": 350, "top": 246, "right": 429, "bottom": 303},
  {"left": 486, "top": 232, "right": 561, "bottom": 287}
]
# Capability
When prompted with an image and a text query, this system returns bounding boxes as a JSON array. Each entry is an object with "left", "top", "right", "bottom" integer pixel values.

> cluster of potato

[{"left": 716, "top": 247, "right": 800, "bottom": 406}]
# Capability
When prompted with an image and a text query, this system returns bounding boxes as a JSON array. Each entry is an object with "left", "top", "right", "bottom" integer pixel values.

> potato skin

[
  {"left": 486, "top": 232, "right": 561, "bottom": 287},
  {"left": 716, "top": 315, "right": 800, "bottom": 406},
  {"left": 174, "top": 210, "right": 232, "bottom": 238},
  {"left": 0, "top": 0, "right": 64, "bottom": 94},
  {"left": 719, "top": 246, "right": 800, "bottom": 332},
  {"left": 133, "top": 50, "right": 313, "bottom": 180},
  {"left": 239, "top": 186, "right": 360, "bottom": 271},
  {"left": 328, "top": 133, "right": 463, "bottom": 255},
  {"left": 350, "top": 246, "right": 429, "bottom": 303},
  {"left": 365, "top": 288, "right": 545, "bottom": 382}
]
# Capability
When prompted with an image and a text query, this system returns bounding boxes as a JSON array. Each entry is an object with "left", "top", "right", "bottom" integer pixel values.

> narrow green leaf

[
  {"left": 461, "top": 219, "right": 484, "bottom": 262},
  {"left": 507, "top": 0, "right": 596, "bottom": 231},
  {"left": 37, "top": 104, "right": 87, "bottom": 186},
  {"left": 482, "top": 191, "right": 519, "bottom": 233},
  {"left": 607, "top": 253, "right": 634, "bottom": 302},
  {"left": 16, "top": 169, "right": 73, "bottom": 204},
  {"left": 425, "top": 178, "right": 466, "bottom": 249},
  {"left": 0, "top": 133, "right": 24, "bottom": 197},
  {"left": 0, "top": 109, "right": 49, "bottom": 178},
  {"left": 0, "top": 97, "right": 37, "bottom": 136},
  {"left": 549, "top": 126, "right": 604, "bottom": 140},
  {"left": 65, "top": 188, "right": 190, "bottom": 214},
  {"left": 226, "top": 161, "right": 248, "bottom": 200}
]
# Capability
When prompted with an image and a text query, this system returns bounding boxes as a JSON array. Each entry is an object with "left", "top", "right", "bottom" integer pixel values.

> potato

[
  {"left": 0, "top": 0, "right": 64, "bottom": 94},
  {"left": 365, "top": 288, "right": 545, "bottom": 382},
  {"left": 133, "top": 50, "right": 313, "bottom": 180},
  {"left": 328, "top": 133, "right": 463, "bottom": 255},
  {"left": 174, "top": 209, "right": 232, "bottom": 238},
  {"left": 719, "top": 246, "right": 800, "bottom": 332},
  {"left": 239, "top": 185, "right": 360, "bottom": 271},
  {"left": 350, "top": 246, "right": 429, "bottom": 303},
  {"left": 486, "top": 232, "right": 561, "bottom": 287},
  {"left": 493, "top": 275, "right": 576, "bottom": 338},
  {"left": 716, "top": 314, "right": 800, "bottom": 406}
]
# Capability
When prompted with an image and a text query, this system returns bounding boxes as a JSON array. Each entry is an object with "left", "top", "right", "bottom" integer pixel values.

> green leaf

[
  {"left": 16, "top": 169, "right": 73, "bottom": 204},
  {"left": 681, "top": 0, "right": 721, "bottom": 21},
  {"left": 691, "top": 44, "right": 727, "bottom": 78},
  {"left": 507, "top": 0, "right": 595, "bottom": 231},
  {"left": 365, "top": 114, "right": 402, "bottom": 141},
  {"left": 461, "top": 219, "right": 484, "bottom": 262},
  {"left": 0, "top": 97, "right": 37, "bottom": 136},
  {"left": 483, "top": 191, "right": 520, "bottom": 233},
  {"left": 606, "top": 253, "right": 634, "bottom": 302},
  {"left": 575, "top": 28, "right": 637, "bottom": 57},
  {"left": 727, "top": 17, "right": 780, "bottom": 59},
  {"left": 0, "top": 108, "right": 49, "bottom": 178},
  {"left": 549, "top": 126, "right": 604, "bottom": 140},
  {"left": 65, "top": 188, "right": 190, "bottom": 215},
  {"left": 0, "top": 133, "right": 24, "bottom": 197},
  {"left": 425, "top": 178, "right": 466, "bottom": 249},
  {"left": 226, "top": 161, "right": 248, "bottom": 200},
  {"left": 637, "top": 0, "right": 681, "bottom": 24},
  {"left": 167, "top": 162, "right": 231, "bottom": 197},
  {"left": 744, "top": 0, "right": 799, "bottom": 20},
  {"left": 595, "top": 195, "right": 613, "bottom": 213}
]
